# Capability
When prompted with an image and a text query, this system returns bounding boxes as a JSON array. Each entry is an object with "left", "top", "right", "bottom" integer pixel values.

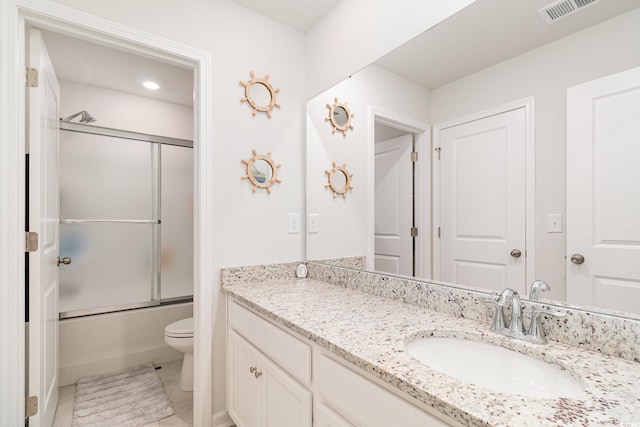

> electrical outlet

[
  {"left": 308, "top": 214, "right": 319, "bottom": 233},
  {"left": 288, "top": 213, "right": 300, "bottom": 234}
]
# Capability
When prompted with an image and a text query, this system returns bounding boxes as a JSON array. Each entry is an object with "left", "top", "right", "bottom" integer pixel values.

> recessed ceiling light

[{"left": 143, "top": 81, "right": 160, "bottom": 90}]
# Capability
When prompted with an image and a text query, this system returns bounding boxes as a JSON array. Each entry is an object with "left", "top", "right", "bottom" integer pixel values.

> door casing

[
  {"left": 0, "top": 1, "right": 214, "bottom": 426},
  {"left": 366, "top": 106, "right": 431, "bottom": 279}
]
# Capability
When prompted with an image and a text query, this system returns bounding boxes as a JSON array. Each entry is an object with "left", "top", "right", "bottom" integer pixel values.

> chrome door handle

[
  {"left": 570, "top": 254, "right": 585, "bottom": 264},
  {"left": 510, "top": 249, "right": 522, "bottom": 258},
  {"left": 57, "top": 256, "right": 72, "bottom": 266}
]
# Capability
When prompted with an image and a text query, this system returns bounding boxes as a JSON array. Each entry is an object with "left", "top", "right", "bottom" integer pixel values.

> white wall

[
  {"left": 306, "top": 0, "right": 476, "bottom": 98},
  {"left": 306, "top": 65, "right": 430, "bottom": 260},
  {"left": 59, "top": 80, "right": 193, "bottom": 140},
  {"left": 429, "top": 8, "right": 640, "bottom": 301},
  {"left": 48, "top": 0, "right": 307, "bottom": 419}
]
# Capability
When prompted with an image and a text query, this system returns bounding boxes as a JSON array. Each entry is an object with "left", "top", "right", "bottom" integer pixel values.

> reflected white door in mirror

[
  {"left": 567, "top": 66, "right": 640, "bottom": 314},
  {"left": 435, "top": 103, "right": 530, "bottom": 295},
  {"left": 374, "top": 134, "right": 414, "bottom": 276}
]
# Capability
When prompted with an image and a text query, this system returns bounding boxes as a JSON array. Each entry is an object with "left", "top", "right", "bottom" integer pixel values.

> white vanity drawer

[
  {"left": 228, "top": 300, "right": 311, "bottom": 387},
  {"left": 316, "top": 354, "right": 451, "bottom": 427}
]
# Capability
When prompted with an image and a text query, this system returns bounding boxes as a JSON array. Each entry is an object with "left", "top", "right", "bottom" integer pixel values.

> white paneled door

[
  {"left": 28, "top": 29, "right": 61, "bottom": 427},
  {"left": 567, "top": 66, "right": 640, "bottom": 314},
  {"left": 439, "top": 108, "right": 527, "bottom": 293},
  {"left": 374, "top": 134, "right": 414, "bottom": 276}
]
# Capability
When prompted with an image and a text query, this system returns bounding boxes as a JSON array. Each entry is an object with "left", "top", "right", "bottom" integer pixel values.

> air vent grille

[{"left": 539, "top": 0, "right": 604, "bottom": 23}]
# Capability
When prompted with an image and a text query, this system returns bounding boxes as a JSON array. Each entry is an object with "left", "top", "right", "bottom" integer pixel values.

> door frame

[
  {"left": 0, "top": 1, "right": 215, "bottom": 426},
  {"left": 367, "top": 106, "right": 430, "bottom": 278},
  {"left": 432, "top": 97, "right": 536, "bottom": 290}
]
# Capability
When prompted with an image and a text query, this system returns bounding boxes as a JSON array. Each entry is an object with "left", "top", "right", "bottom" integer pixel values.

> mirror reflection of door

[
  {"left": 567, "top": 66, "right": 640, "bottom": 314},
  {"left": 374, "top": 126, "right": 415, "bottom": 276},
  {"left": 438, "top": 107, "right": 527, "bottom": 294}
]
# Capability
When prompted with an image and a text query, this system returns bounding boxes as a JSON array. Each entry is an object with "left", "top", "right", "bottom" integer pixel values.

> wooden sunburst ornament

[
  {"left": 241, "top": 149, "right": 282, "bottom": 193},
  {"left": 239, "top": 71, "right": 281, "bottom": 118},
  {"left": 325, "top": 97, "right": 354, "bottom": 137},
  {"left": 325, "top": 162, "right": 354, "bottom": 199}
]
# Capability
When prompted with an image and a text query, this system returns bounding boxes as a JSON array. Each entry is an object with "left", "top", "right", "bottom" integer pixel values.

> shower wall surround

[{"left": 222, "top": 262, "right": 640, "bottom": 362}]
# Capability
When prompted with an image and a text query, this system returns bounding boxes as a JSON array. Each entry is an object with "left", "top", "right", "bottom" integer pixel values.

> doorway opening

[
  {"left": 12, "top": 3, "right": 214, "bottom": 425},
  {"left": 367, "top": 107, "right": 430, "bottom": 279}
]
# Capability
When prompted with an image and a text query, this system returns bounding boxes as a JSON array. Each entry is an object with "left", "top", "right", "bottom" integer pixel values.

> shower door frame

[
  {"left": 58, "top": 122, "right": 195, "bottom": 319},
  {"left": 0, "top": 2, "right": 215, "bottom": 426}
]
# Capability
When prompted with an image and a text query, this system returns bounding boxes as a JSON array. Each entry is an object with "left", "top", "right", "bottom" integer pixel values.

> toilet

[{"left": 164, "top": 317, "right": 194, "bottom": 391}]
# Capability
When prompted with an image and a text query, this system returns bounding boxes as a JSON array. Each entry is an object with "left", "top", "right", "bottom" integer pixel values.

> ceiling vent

[{"left": 539, "top": 0, "right": 603, "bottom": 23}]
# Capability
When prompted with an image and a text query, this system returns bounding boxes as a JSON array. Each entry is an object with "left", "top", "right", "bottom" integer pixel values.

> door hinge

[
  {"left": 434, "top": 147, "right": 441, "bottom": 160},
  {"left": 410, "top": 151, "right": 418, "bottom": 162},
  {"left": 438, "top": 227, "right": 441, "bottom": 238},
  {"left": 26, "top": 67, "right": 39, "bottom": 88},
  {"left": 410, "top": 227, "right": 419, "bottom": 237},
  {"left": 25, "top": 231, "right": 38, "bottom": 252},
  {"left": 25, "top": 396, "right": 38, "bottom": 418}
]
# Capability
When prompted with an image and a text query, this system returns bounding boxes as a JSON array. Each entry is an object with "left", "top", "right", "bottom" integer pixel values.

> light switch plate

[
  {"left": 547, "top": 213, "right": 563, "bottom": 233},
  {"left": 308, "top": 214, "right": 319, "bottom": 233},
  {"left": 288, "top": 213, "right": 300, "bottom": 234}
]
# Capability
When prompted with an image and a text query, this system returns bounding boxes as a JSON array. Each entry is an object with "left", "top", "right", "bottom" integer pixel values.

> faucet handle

[{"left": 527, "top": 308, "right": 566, "bottom": 344}]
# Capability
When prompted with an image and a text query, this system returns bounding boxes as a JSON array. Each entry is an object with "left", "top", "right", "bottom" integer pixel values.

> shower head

[{"left": 61, "top": 110, "right": 96, "bottom": 124}]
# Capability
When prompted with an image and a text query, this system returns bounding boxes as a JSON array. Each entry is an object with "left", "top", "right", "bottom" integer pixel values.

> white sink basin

[{"left": 405, "top": 337, "right": 583, "bottom": 398}]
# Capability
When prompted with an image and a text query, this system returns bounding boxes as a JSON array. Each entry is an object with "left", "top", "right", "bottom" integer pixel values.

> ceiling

[
  {"left": 41, "top": 0, "right": 639, "bottom": 110},
  {"left": 41, "top": 0, "right": 340, "bottom": 107},
  {"left": 228, "top": 0, "right": 340, "bottom": 32},
  {"left": 42, "top": 30, "right": 194, "bottom": 107},
  {"left": 375, "top": 0, "right": 640, "bottom": 89}
]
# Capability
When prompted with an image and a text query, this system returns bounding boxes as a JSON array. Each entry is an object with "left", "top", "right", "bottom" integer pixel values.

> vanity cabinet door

[
  {"left": 316, "top": 354, "right": 453, "bottom": 427},
  {"left": 229, "top": 330, "right": 262, "bottom": 427},
  {"left": 314, "top": 402, "right": 353, "bottom": 427},
  {"left": 228, "top": 327, "right": 312, "bottom": 427},
  {"left": 263, "top": 356, "right": 312, "bottom": 427}
]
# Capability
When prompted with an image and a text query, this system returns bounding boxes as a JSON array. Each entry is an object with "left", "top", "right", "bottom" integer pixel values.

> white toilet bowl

[{"left": 165, "top": 317, "right": 194, "bottom": 391}]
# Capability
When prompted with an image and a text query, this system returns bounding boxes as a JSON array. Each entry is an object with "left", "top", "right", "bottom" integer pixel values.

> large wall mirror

[{"left": 306, "top": 0, "right": 640, "bottom": 319}]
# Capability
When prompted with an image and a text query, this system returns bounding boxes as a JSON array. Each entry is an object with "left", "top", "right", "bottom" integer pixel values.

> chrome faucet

[
  {"left": 529, "top": 280, "right": 550, "bottom": 300},
  {"left": 488, "top": 281, "right": 565, "bottom": 344},
  {"left": 491, "top": 288, "right": 525, "bottom": 334}
]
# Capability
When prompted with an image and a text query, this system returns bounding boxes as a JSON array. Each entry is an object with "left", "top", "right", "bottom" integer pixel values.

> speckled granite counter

[{"left": 223, "top": 278, "right": 640, "bottom": 427}]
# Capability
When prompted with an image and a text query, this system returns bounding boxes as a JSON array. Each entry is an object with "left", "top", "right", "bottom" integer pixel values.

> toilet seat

[{"left": 165, "top": 317, "right": 193, "bottom": 338}]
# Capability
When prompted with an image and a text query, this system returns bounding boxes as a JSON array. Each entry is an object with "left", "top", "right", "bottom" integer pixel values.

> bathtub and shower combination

[{"left": 57, "top": 113, "right": 194, "bottom": 387}]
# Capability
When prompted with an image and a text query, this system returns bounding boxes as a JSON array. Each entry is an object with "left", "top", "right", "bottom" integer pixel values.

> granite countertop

[{"left": 222, "top": 278, "right": 640, "bottom": 427}]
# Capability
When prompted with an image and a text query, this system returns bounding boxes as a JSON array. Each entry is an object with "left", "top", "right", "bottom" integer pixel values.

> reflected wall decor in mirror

[
  {"left": 241, "top": 149, "right": 281, "bottom": 193},
  {"left": 325, "top": 162, "right": 353, "bottom": 199},
  {"left": 325, "top": 97, "right": 354, "bottom": 137},
  {"left": 240, "top": 71, "right": 281, "bottom": 118},
  {"left": 306, "top": 0, "right": 640, "bottom": 319}
]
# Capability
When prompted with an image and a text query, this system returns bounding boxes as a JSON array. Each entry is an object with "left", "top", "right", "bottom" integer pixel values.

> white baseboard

[
  {"left": 59, "top": 345, "right": 182, "bottom": 386},
  {"left": 212, "top": 409, "right": 234, "bottom": 427}
]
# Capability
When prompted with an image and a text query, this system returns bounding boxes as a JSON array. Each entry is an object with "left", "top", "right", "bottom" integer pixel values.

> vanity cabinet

[
  {"left": 228, "top": 301, "right": 312, "bottom": 427},
  {"left": 314, "top": 353, "right": 452, "bottom": 427},
  {"left": 227, "top": 299, "right": 457, "bottom": 427}
]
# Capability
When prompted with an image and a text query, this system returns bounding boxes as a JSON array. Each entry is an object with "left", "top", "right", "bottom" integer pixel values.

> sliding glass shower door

[{"left": 58, "top": 124, "right": 193, "bottom": 317}]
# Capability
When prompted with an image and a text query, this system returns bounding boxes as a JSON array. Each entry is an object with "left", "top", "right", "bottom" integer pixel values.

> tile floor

[{"left": 52, "top": 359, "right": 193, "bottom": 427}]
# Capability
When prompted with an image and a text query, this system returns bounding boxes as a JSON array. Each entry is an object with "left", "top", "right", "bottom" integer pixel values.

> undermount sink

[{"left": 405, "top": 337, "right": 584, "bottom": 399}]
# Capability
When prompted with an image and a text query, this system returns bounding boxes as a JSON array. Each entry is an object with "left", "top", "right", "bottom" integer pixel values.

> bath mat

[{"left": 72, "top": 363, "right": 175, "bottom": 427}]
